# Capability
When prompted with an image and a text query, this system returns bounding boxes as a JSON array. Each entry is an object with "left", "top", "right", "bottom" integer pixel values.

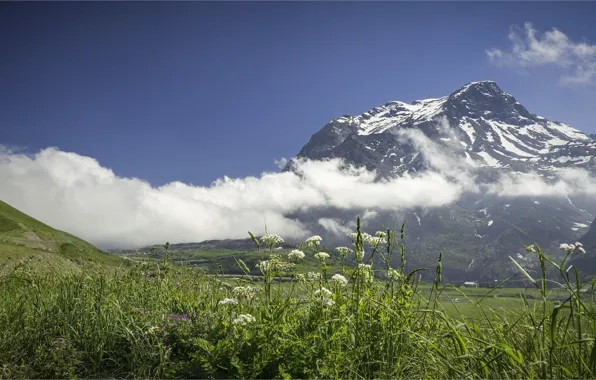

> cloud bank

[
  {"left": 1, "top": 125, "right": 595, "bottom": 249},
  {"left": 487, "top": 22, "right": 596, "bottom": 85},
  {"left": 0, "top": 146, "right": 467, "bottom": 249}
]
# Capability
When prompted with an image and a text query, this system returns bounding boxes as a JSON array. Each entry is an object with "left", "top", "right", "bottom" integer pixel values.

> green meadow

[{"left": 2, "top": 213, "right": 596, "bottom": 379}]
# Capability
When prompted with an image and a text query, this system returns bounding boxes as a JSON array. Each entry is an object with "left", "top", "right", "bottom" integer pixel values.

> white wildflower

[
  {"left": 335, "top": 247, "right": 353, "bottom": 257},
  {"left": 233, "top": 314, "right": 256, "bottom": 326},
  {"left": 320, "top": 297, "right": 335, "bottom": 307},
  {"left": 261, "top": 234, "right": 284, "bottom": 247},
  {"left": 314, "top": 287, "right": 335, "bottom": 307},
  {"left": 232, "top": 286, "right": 261, "bottom": 299},
  {"left": 259, "top": 255, "right": 295, "bottom": 273},
  {"left": 331, "top": 274, "right": 348, "bottom": 287},
  {"left": 306, "top": 271, "right": 322, "bottom": 283},
  {"left": 256, "top": 260, "right": 270, "bottom": 272},
  {"left": 288, "top": 249, "right": 305, "bottom": 260},
  {"left": 305, "top": 235, "right": 322, "bottom": 248},
  {"left": 294, "top": 272, "right": 322, "bottom": 283},
  {"left": 314, "top": 287, "right": 333, "bottom": 298},
  {"left": 218, "top": 298, "right": 239, "bottom": 306},
  {"left": 314, "top": 252, "right": 330, "bottom": 261},
  {"left": 367, "top": 236, "right": 385, "bottom": 246},
  {"left": 560, "top": 242, "right": 585, "bottom": 254},
  {"left": 560, "top": 243, "right": 575, "bottom": 252},
  {"left": 375, "top": 231, "right": 387, "bottom": 239}
]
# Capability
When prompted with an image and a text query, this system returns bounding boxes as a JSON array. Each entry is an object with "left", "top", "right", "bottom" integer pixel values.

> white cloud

[
  {"left": 485, "top": 168, "right": 596, "bottom": 198},
  {"left": 487, "top": 22, "right": 596, "bottom": 85},
  {"left": 1, "top": 122, "right": 595, "bottom": 250},
  {"left": 0, "top": 146, "right": 467, "bottom": 249},
  {"left": 274, "top": 157, "right": 288, "bottom": 169},
  {"left": 317, "top": 218, "right": 353, "bottom": 237}
]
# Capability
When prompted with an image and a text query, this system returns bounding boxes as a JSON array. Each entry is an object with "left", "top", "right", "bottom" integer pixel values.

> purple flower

[{"left": 167, "top": 313, "right": 191, "bottom": 323}]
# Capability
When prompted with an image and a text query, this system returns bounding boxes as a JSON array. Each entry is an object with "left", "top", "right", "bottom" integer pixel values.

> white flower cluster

[
  {"left": 335, "top": 247, "right": 353, "bottom": 257},
  {"left": 331, "top": 273, "right": 348, "bottom": 287},
  {"left": 295, "top": 271, "right": 322, "bottom": 283},
  {"left": 256, "top": 255, "right": 295, "bottom": 274},
  {"left": 314, "top": 252, "right": 330, "bottom": 261},
  {"left": 232, "top": 286, "right": 261, "bottom": 300},
  {"left": 233, "top": 314, "right": 256, "bottom": 326},
  {"left": 314, "top": 287, "right": 335, "bottom": 307},
  {"left": 368, "top": 237, "right": 385, "bottom": 246},
  {"left": 314, "top": 287, "right": 332, "bottom": 298},
  {"left": 261, "top": 234, "right": 284, "bottom": 247},
  {"left": 256, "top": 260, "right": 270, "bottom": 272},
  {"left": 218, "top": 298, "right": 239, "bottom": 306},
  {"left": 305, "top": 235, "right": 322, "bottom": 248},
  {"left": 560, "top": 242, "right": 586, "bottom": 254},
  {"left": 348, "top": 232, "right": 363, "bottom": 242},
  {"left": 288, "top": 249, "right": 305, "bottom": 260},
  {"left": 348, "top": 231, "right": 385, "bottom": 249},
  {"left": 375, "top": 231, "right": 387, "bottom": 239}
]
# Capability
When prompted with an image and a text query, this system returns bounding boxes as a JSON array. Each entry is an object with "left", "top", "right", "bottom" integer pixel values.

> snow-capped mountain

[
  {"left": 286, "top": 81, "right": 595, "bottom": 176},
  {"left": 285, "top": 81, "right": 596, "bottom": 281}
]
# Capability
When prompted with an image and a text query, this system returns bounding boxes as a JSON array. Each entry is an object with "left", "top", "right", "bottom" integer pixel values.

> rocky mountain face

[
  {"left": 580, "top": 218, "right": 596, "bottom": 252},
  {"left": 286, "top": 81, "right": 595, "bottom": 175},
  {"left": 285, "top": 81, "right": 596, "bottom": 281}
]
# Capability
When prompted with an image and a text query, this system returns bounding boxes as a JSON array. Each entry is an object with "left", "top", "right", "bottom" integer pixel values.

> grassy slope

[{"left": 0, "top": 200, "right": 126, "bottom": 273}]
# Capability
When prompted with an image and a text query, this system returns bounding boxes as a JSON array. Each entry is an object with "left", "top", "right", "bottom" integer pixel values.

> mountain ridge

[
  {"left": 281, "top": 80, "right": 596, "bottom": 280},
  {"left": 285, "top": 80, "right": 593, "bottom": 176},
  {"left": 110, "top": 81, "right": 595, "bottom": 281}
]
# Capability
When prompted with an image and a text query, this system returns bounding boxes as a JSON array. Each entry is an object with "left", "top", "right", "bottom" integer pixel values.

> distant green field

[
  {"left": 122, "top": 246, "right": 346, "bottom": 275},
  {"left": 121, "top": 245, "right": 586, "bottom": 322}
]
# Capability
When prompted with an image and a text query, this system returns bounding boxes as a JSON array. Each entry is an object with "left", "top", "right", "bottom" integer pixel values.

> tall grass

[{"left": 1, "top": 218, "right": 595, "bottom": 379}]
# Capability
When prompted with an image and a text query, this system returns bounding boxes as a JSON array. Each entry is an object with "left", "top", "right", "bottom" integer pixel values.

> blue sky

[{"left": 2, "top": 1, "right": 596, "bottom": 186}]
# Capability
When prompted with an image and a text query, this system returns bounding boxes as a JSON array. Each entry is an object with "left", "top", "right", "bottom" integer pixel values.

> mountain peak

[
  {"left": 289, "top": 80, "right": 592, "bottom": 174},
  {"left": 450, "top": 80, "right": 504, "bottom": 99},
  {"left": 443, "top": 80, "right": 535, "bottom": 122}
]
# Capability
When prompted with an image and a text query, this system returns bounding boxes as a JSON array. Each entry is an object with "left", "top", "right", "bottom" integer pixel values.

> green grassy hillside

[{"left": 0, "top": 200, "right": 126, "bottom": 273}]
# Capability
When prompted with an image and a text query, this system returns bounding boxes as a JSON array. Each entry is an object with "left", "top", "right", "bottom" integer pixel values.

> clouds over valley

[{"left": 2, "top": 126, "right": 595, "bottom": 249}]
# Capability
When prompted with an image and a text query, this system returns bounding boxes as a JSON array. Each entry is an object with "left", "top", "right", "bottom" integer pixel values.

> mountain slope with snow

[
  {"left": 287, "top": 81, "right": 594, "bottom": 175},
  {"left": 284, "top": 81, "right": 596, "bottom": 281}
]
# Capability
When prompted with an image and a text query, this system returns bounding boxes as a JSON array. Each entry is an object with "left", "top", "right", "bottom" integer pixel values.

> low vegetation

[
  {"left": 0, "top": 200, "right": 126, "bottom": 274},
  {"left": 1, "top": 216, "right": 595, "bottom": 379}
]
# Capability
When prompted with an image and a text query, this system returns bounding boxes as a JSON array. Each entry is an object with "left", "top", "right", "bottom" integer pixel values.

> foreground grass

[{"left": 1, "top": 220, "right": 596, "bottom": 379}]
